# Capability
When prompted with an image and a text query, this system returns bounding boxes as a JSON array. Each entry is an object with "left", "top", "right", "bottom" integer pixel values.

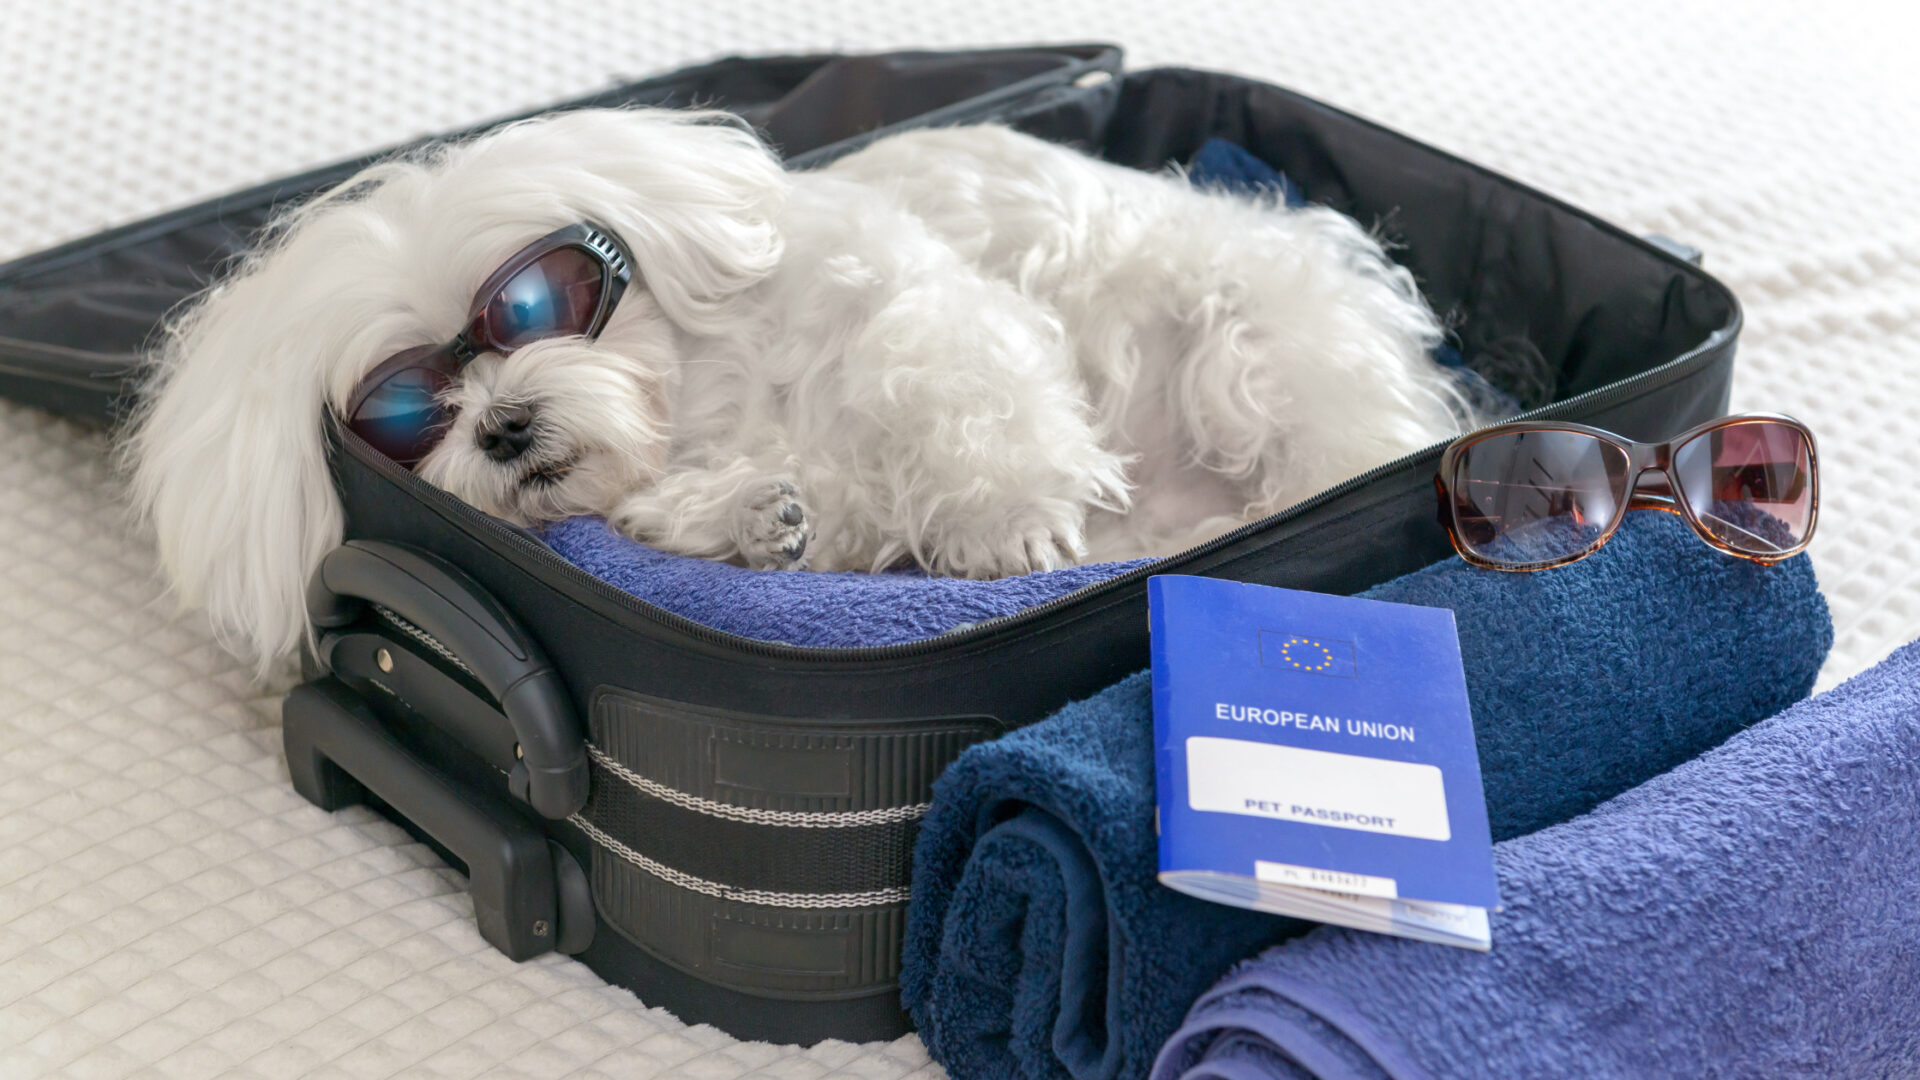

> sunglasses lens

[
  {"left": 483, "top": 246, "right": 605, "bottom": 349},
  {"left": 1451, "top": 430, "right": 1632, "bottom": 567},
  {"left": 1671, "top": 421, "right": 1814, "bottom": 557},
  {"left": 346, "top": 349, "right": 457, "bottom": 467}
]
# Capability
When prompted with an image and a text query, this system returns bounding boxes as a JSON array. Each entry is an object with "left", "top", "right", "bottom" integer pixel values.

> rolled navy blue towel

[
  {"left": 902, "top": 512, "right": 1830, "bottom": 1080},
  {"left": 1153, "top": 628, "right": 1915, "bottom": 1080}
]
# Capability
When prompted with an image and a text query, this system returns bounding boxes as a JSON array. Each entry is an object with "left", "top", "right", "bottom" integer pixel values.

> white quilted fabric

[{"left": 3, "top": 1, "right": 1917, "bottom": 1076}]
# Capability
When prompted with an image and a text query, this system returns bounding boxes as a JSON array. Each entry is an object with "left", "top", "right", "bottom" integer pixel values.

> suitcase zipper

[{"left": 346, "top": 302, "right": 1736, "bottom": 665}]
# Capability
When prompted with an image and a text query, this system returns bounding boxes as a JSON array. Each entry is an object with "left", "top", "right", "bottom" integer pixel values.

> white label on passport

[
  {"left": 1186, "top": 735, "right": 1452, "bottom": 841},
  {"left": 1255, "top": 860, "right": 1399, "bottom": 898}
]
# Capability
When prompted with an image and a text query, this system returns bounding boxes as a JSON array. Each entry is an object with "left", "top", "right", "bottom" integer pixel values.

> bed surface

[{"left": 4, "top": 1, "right": 1917, "bottom": 1076}]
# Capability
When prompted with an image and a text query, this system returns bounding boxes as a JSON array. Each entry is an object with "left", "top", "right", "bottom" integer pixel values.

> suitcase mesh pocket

[
  {"left": 580, "top": 752, "right": 923, "bottom": 898},
  {"left": 574, "top": 688, "right": 999, "bottom": 995}
]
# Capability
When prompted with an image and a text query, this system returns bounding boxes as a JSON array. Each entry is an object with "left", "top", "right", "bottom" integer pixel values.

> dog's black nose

[{"left": 476, "top": 404, "right": 536, "bottom": 462}]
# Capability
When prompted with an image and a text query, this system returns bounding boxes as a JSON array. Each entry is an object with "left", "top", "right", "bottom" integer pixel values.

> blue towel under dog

[
  {"left": 540, "top": 514, "right": 1153, "bottom": 646},
  {"left": 901, "top": 513, "right": 1831, "bottom": 1080},
  {"left": 1153, "top": 629, "right": 1915, "bottom": 1080}
]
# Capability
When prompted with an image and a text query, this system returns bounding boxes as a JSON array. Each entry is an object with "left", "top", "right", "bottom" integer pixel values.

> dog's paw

[
  {"left": 736, "top": 479, "right": 814, "bottom": 571},
  {"left": 927, "top": 504, "right": 1086, "bottom": 579}
]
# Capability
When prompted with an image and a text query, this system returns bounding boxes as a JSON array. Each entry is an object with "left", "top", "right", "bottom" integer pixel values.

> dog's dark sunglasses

[
  {"left": 1436, "top": 413, "right": 1818, "bottom": 571},
  {"left": 342, "top": 223, "right": 634, "bottom": 467}
]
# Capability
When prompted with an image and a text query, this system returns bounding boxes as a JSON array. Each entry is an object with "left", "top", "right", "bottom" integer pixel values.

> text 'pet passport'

[{"left": 1149, "top": 575, "right": 1500, "bottom": 949}]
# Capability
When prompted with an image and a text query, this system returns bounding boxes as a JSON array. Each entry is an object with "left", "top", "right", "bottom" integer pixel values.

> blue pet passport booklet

[{"left": 1149, "top": 575, "right": 1500, "bottom": 950}]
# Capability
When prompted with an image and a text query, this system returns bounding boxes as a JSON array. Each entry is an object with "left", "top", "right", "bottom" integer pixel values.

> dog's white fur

[{"left": 127, "top": 109, "right": 1471, "bottom": 673}]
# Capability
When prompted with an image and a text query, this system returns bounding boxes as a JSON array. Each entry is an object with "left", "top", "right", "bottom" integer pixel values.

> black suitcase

[{"left": 0, "top": 45, "right": 1739, "bottom": 1046}]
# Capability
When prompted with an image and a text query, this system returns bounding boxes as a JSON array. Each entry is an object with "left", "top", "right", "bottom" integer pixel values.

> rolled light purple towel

[{"left": 1153, "top": 639, "right": 1920, "bottom": 1080}]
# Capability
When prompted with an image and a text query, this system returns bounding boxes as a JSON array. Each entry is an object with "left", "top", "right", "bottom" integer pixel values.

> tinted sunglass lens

[
  {"left": 483, "top": 246, "right": 605, "bottom": 348},
  {"left": 348, "top": 363, "right": 455, "bottom": 467},
  {"left": 1451, "top": 430, "right": 1632, "bottom": 567},
  {"left": 1671, "top": 421, "right": 1815, "bottom": 557}
]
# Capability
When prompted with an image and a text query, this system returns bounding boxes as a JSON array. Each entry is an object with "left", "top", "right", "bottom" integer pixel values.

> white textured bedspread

[{"left": 4, "top": 1, "right": 1917, "bottom": 1076}]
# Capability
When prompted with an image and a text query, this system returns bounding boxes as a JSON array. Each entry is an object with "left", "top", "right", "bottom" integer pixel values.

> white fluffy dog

[{"left": 127, "top": 108, "right": 1470, "bottom": 670}]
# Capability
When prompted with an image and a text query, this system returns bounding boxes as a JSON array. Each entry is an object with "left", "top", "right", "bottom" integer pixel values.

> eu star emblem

[{"left": 1258, "top": 631, "right": 1357, "bottom": 678}]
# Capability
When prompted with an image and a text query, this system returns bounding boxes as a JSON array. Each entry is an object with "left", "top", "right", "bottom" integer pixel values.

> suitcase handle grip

[
  {"left": 307, "top": 540, "right": 589, "bottom": 819},
  {"left": 284, "top": 677, "right": 593, "bottom": 959}
]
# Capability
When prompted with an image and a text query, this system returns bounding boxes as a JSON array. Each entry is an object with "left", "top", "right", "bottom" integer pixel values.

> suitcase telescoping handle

[
  {"left": 285, "top": 677, "right": 593, "bottom": 959},
  {"left": 307, "top": 540, "right": 589, "bottom": 819}
]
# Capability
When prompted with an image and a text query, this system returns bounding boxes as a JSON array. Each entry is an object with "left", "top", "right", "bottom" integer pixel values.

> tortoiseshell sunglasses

[{"left": 1436, "top": 413, "right": 1818, "bottom": 571}]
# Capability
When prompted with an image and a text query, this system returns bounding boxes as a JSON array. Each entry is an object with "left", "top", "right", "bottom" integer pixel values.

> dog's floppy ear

[
  {"left": 497, "top": 109, "right": 790, "bottom": 337},
  {"left": 123, "top": 192, "right": 418, "bottom": 677},
  {"left": 126, "top": 276, "right": 338, "bottom": 675}
]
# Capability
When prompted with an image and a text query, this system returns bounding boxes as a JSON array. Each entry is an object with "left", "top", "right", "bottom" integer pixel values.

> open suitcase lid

[{"left": 0, "top": 43, "right": 1123, "bottom": 424}]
